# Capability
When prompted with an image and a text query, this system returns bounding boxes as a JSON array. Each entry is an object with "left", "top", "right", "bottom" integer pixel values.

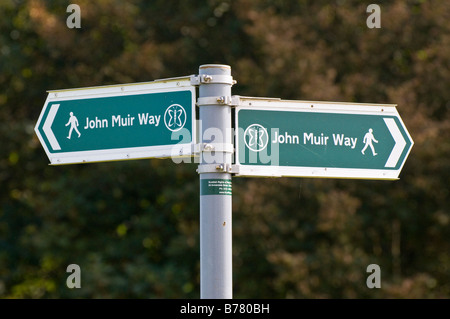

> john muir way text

[{"left": 83, "top": 113, "right": 161, "bottom": 129}]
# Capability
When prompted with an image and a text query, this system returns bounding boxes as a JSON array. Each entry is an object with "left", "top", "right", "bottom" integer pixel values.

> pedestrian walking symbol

[
  {"left": 65, "top": 112, "right": 81, "bottom": 139},
  {"left": 361, "top": 128, "right": 378, "bottom": 156}
]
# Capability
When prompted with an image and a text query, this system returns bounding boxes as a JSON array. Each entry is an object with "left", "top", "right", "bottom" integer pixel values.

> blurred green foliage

[{"left": 0, "top": 0, "right": 448, "bottom": 298}]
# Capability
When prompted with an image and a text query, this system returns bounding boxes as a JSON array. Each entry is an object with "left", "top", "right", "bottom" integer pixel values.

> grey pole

[{"left": 198, "top": 64, "right": 234, "bottom": 299}]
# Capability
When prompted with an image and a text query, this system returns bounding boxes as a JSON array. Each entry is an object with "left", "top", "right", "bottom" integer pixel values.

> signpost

[
  {"left": 35, "top": 77, "right": 196, "bottom": 164},
  {"left": 235, "top": 97, "right": 413, "bottom": 180},
  {"left": 35, "top": 65, "right": 414, "bottom": 299}
]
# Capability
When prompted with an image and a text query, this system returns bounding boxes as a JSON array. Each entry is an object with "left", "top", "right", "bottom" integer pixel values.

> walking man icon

[
  {"left": 361, "top": 128, "right": 378, "bottom": 156},
  {"left": 65, "top": 112, "right": 81, "bottom": 139}
]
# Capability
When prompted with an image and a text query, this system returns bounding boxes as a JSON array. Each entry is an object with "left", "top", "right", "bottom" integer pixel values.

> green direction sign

[
  {"left": 35, "top": 78, "right": 196, "bottom": 164},
  {"left": 235, "top": 98, "right": 414, "bottom": 180}
]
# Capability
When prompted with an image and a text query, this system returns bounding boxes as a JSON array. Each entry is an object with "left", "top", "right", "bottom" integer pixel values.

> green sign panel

[
  {"left": 236, "top": 98, "right": 413, "bottom": 180},
  {"left": 35, "top": 79, "right": 196, "bottom": 164}
]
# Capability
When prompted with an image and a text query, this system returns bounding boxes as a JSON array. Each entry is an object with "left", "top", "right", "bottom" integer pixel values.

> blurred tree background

[{"left": 0, "top": 0, "right": 448, "bottom": 298}]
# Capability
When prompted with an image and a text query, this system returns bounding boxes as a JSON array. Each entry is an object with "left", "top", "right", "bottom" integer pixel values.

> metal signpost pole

[{"left": 197, "top": 64, "right": 234, "bottom": 299}]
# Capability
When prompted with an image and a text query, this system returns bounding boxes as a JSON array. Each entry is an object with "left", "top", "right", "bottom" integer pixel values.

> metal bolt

[{"left": 204, "top": 144, "right": 214, "bottom": 151}]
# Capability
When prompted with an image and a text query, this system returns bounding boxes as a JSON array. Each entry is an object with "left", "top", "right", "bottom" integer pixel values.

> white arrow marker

[
  {"left": 384, "top": 118, "right": 406, "bottom": 168},
  {"left": 43, "top": 104, "right": 61, "bottom": 151}
]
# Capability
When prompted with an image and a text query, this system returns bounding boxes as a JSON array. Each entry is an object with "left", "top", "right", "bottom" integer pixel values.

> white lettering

[
  {"left": 138, "top": 113, "right": 161, "bottom": 126},
  {"left": 138, "top": 113, "right": 148, "bottom": 125},
  {"left": 366, "top": 4, "right": 381, "bottom": 29},
  {"left": 333, "top": 133, "right": 344, "bottom": 145},
  {"left": 333, "top": 134, "right": 358, "bottom": 148},
  {"left": 366, "top": 264, "right": 381, "bottom": 288},
  {"left": 84, "top": 116, "right": 108, "bottom": 129},
  {"left": 272, "top": 131, "right": 300, "bottom": 144},
  {"left": 66, "top": 264, "right": 81, "bottom": 288},
  {"left": 112, "top": 114, "right": 135, "bottom": 127},
  {"left": 303, "top": 132, "right": 329, "bottom": 145},
  {"left": 112, "top": 115, "right": 120, "bottom": 127},
  {"left": 180, "top": 303, "right": 214, "bottom": 316},
  {"left": 66, "top": 4, "right": 81, "bottom": 29},
  {"left": 351, "top": 137, "right": 358, "bottom": 149}
]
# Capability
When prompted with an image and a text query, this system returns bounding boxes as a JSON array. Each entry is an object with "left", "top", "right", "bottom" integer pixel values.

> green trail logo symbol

[
  {"left": 244, "top": 124, "right": 269, "bottom": 152},
  {"left": 164, "top": 104, "right": 186, "bottom": 132}
]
